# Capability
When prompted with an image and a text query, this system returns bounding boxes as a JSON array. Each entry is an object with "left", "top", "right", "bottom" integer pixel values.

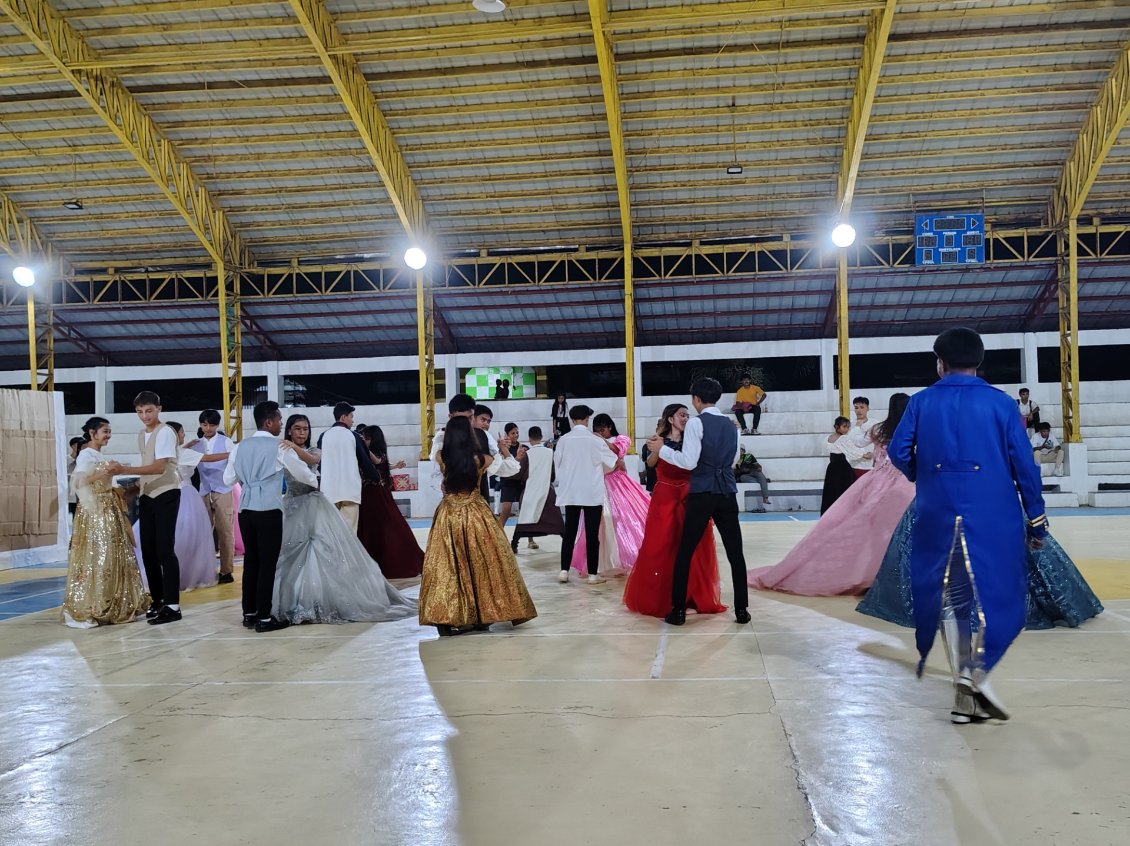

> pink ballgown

[
  {"left": 571, "top": 435, "right": 651, "bottom": 575},
  {"left": 747, "top": 443, "right": 915, "bottom": 596}
]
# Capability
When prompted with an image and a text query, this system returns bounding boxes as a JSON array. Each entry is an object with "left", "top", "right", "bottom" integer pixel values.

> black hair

[
  {"left": 569, "top": 404, "right": 593, "bottom": 422},
  {"left": 504, "top": 422, "right": 518, "bottom": 434},
  {"left": 834, "top": 416, "right": 850, "bottom": 428},
  {"left": 332, "top": 402, "right": 355, "bottom": 422},
  {"left": 253, "top": 401, "right": 281, "bottom": 429},
  {"left": 474, "top": 404, "right": 493, "bottom": 419},
  {"left": 284, "top": 414, "right": 311, "bottom": 446},
  {"left": 440, "top": 416, "right": 489, "bottom": 494},
  {"left": 657, "top": 403, "right": 688, "bottom": 438},
  {"left": 166, "top": 421, "right": 183, "bottom": 435},
  {"left": 528, "top": 426, "right": 543, "bottom": 439},
  {"left": 449, "top": 393, "right": 476, "bottom": 415},
  {"left": 199, "top": 409, "right": 222, "bottom": 426},
  {"left": 871, "top": 393, "right": 910, "bottom": 446},
  {"left": 80, "top": 416, "right": 110, "bottom": 443},
  {"left": 1037, "top": 421, "right": 1052, "bottom": 432},
  {"left": 133, "top": 390, "right": 161, "bottom": 408},
  {"left": 933, "top": 327, "right": 985, "bottom": 369},
  {"left": 552, "top": 395, "right": 568, "bottom": 415},
  {"left": 592, "top": 413, "right": 619, "bottom": 437},
  {"left": 363, "top": 423, "right": 389, "bottom": 459},
  {"left": 1019, "top": 387, "right": 1030, "bottom": 394},
  {"left": 689, "top": 377, "right": 722, "bottom": 405},
  {"left": 502, "top": 379, "right": 510, "bottom": 387},
  {"left": 68, "top": 436, "right": 85, "bottom": 448},
  {"left": 852, "top": 396, "right": 870, "bottom": 407},
  {"left": 496, "top": 379, "right": 503, "bottom": 386}
]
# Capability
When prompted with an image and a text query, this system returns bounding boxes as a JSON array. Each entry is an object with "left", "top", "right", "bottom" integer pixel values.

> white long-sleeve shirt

[
  {"left": 659, "top": 406, "right": 739, "bottom": 471},
  {"left": 553, "top": 424, "right": 617, "bottom": 506},
  {"left": 223, "top": 431, "right": 318, "bottom": 488},
  {"left": 846, "top": 417, "right": 874, "bottom": 470}
]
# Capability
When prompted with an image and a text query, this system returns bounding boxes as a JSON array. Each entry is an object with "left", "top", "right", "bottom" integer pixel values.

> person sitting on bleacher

[
  {"left": 735, "top": 447, "right": 771, "bottom": 512},
  {"left": 731, "top": 375, "right": 767, "bottom": 435}
]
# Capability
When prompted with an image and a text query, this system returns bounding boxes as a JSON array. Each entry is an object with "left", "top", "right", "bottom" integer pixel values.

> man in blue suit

[{"left": 889, "top": 328, "right": 1048, "bottom": 724}]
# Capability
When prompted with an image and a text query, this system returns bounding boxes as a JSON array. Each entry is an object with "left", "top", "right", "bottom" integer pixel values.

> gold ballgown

[
  {"left": 62, "top": 454, "right": 150, "bottom": 627},
  {"left": 419, "top": 456, "right": 537, "bottom": 630}
]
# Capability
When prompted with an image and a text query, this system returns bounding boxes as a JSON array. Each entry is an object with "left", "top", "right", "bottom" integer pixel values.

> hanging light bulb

[
  {"left": 13, "top": 266, "right": 36, "bottom": 287},
  {"left": 831, "top": 222, "right": 857, "bottom": 248},
  {"left": 404, "top": 246, "right": 428, "bottom": 270},
  {"left": 472, "top": 0, "right": 506, "bottom": 13}
]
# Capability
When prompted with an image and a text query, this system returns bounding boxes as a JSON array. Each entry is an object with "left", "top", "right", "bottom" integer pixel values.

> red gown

[
  {"left": 358, "top": 477, "right": 424, "bottom": 580},
  {"left": 623, "top": 456, "right": 726, "bottom": 617}
]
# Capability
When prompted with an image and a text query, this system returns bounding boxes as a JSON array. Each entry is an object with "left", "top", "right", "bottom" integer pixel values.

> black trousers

[
  {"left": 139, "top": 489, "right": 181, "bottom": 606},
  {"left": 734, "top": 404, "right": 762, "bottom": 431},
  {"left": 671, "top": 493, "right": 748, "bottom": 612},
  {"left": 561, "top": 505, "right": 602, "bottom": 575},
  {"left": 238, "top": 509, "right": 283, "bottom": 620}
]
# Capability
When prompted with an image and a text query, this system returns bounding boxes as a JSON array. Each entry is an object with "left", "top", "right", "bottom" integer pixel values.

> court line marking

[
  {"left": 0, "top": 587, "right": 67, "bottom": 606},
  {"left": 649, "top": 628, "right": 669, "bottom": 678}
]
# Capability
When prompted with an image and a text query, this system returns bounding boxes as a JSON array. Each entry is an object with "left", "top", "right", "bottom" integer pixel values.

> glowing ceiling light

[
  {"left": 831, "top": 222, "right": 857, "bottom": 248},
  {"left": 13, "top": 266, "right": 36, "bottom": 287},
  {"left": 404, "top": 246, "right": 428, "bottom": 270},
  {"left": 472, "top": 0, "right": 506, "bottom": 13}
]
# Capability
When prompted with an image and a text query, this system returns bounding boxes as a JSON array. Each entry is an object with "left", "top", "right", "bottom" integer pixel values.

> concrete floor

[{"left": 1, "top": 516, "right": 1128, "bottom": 846}]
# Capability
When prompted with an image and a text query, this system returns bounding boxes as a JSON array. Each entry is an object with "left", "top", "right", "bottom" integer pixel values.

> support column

[
  {"left": 631, "top": 346, "right": 643, "bottom": 442},
  {"left": 93, "top": 365, "right": 108, "bottom": 415},
  {"left": 1058, "top": 222, "right": 1081, "bottom": 443},
  {"left": 444, "top": 358, "right": 459, "bottom": 404},
  {"left": 217, "top": 254, "right": 243, "bottom": 441},
  {"left": 1020, "top": 332, "right": 1040, "bottom": 388},
  {"left": 264, "top": 360, "right": 283, "bottom": 405},
  {"left": 25, "top": 286, "right": 53, "bottom": 392},
  {"left": 416, "top": 268, "right": 435, "bottom": 460},
  {"left": 835, "top": 252, "right": 851, "bottom": 418}
]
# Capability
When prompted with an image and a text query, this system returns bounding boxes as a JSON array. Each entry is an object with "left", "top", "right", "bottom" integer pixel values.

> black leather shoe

[
  {"left": 254, "top": 617, "right": 290, "bottom": 633},
  {"left": 242, "top": 614, "right": 256, "bottom": 629},
  {"left": 218, "top": 573, "right": 235, "bottom": 585},
  {"left": 145, "top": 602, "right": 164, "bottom": 620},
  {"left": 664, "top": 609, "right": 686, "bottom": 626},
  {"left": 436, "top": 625, "right": 456, "bottom": 637},
  {"left": 735, "top": 608, "right": 752, "bottom": 625},
  {"left": 147, "top": 605, "right": 182, "bottom": 625}
]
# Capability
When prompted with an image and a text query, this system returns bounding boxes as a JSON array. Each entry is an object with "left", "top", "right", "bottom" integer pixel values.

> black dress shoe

[
  {"left": 735, "top": 608, "right": 752, "bottom": 625},
  {"left": 218, "top": 573, "right": 235, "bottom": 585},
  {"left": 436, "top": 625, "right": 456, "bottom": 637},
  {"left": 148, "top": 606, "right": 182, "bottom": 626},
  {"left": 254, "top": 617, "right": 290, "bottom": 633},
  {"left": 145, "top": 602, "right": 165, "bottom": 620},
  {"left": 242, "top": 614, "right": 256, "bottom": 629},
  {"left": 664, "top": 609, "right": 686, "bottom": 626}
]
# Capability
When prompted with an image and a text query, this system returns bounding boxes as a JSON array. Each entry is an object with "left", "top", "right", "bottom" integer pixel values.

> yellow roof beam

[
  {"left": 0, "top": 0, "right": 251, "bottom": 268},
  {"left": 288, "top": 0, "right": 427, "bottom": 240},
  {"left": 1051, "top": 40, "right": 1130, "bottom": 224},
  {"left": 839, "top": 1, "right": 898, "bottom": 217}
]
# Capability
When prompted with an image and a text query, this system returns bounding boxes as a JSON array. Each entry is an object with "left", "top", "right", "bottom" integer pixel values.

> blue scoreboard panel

[{"left": 915, "top": 213, "right": 985, "bottom": 266}]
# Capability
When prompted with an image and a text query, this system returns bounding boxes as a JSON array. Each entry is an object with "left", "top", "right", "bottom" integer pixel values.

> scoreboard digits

[{"left": 915, "top": 213, "right": 984, "bottom": 266}]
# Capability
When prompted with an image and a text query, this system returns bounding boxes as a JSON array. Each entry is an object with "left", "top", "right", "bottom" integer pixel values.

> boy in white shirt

[
  {"left": 192, "top": 409, "right": 236, "bottom": 583},
  {"left": 1030, "top": 422, "right": 1064, "bottom": 477}
]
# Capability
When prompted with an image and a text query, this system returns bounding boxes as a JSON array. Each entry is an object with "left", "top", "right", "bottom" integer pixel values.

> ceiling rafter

[
  {"left": 287, "top": 0, "right": 428, "bottom": 240},
  {"left": 1050, "top": 39, "right": 1130, "bottom": 225},
  {"left": 0, "top": 0, "right": 253, "bottom": 269}
]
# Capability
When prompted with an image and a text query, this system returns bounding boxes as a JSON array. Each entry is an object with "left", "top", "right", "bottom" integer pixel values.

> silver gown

[{"left": 273, "top": 472, "right": 417, "bottom": 624}]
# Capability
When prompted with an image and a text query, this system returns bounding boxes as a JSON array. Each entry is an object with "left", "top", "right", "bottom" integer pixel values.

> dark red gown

[
  {"left": 623, "top": 457, "right": 726, "bottom": 617},
  {"left": 358, "top": 466, "right": 424, "bottom": 580}
]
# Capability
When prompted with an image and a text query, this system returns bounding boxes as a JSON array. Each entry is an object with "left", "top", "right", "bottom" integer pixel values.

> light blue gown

[{"left": 857, "top": 500, "right": 1103, "bottom": 630}]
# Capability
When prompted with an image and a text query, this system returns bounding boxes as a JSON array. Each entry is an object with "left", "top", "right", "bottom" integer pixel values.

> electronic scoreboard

[{"left": 915, "top": 213, "right": 984, "bottom": 266}]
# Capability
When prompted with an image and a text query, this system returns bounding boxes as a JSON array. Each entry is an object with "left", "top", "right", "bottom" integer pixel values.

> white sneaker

[
  {"left": 752, "top": 429, "right": 761, "bottom": 435},
  {"left": 557, "top": 570, "right": 569, "bottom": 583},
  {"left": 586, "top": 574, "right": 606, "bottom": 585}
]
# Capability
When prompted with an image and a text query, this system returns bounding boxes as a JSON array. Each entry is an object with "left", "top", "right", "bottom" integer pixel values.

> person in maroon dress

[
  {"left": 623, "top": 404, "right": 726, "bottom": 618},
  {"left": 357, "top": 425, "right": 424, "bottom": 580}
]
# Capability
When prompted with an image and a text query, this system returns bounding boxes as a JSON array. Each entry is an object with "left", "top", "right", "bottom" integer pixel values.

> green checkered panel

[{"left": 464, "top": 367, "right": 537, "bottom": 400}]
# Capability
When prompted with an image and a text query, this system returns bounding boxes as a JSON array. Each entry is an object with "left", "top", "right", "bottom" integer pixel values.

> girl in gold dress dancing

[
  {"left": 63, "top": 416, "right": 150, "bottom": 628},
  {"left": 419, "top": 416, "right": 537, "bottom": 636}
]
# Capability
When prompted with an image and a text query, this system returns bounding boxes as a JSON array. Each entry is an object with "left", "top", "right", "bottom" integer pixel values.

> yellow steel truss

[
  {"left": 833, "top": 0, "right": 896, "bottom": 417},
  {"left": 588, "top": 0, "right": 636, "bottom": 443},
  {"left": 1050, "top": 40, "right": 1130, "bottom": 443},
  {"left": 416, "top": 269, "right": 435, "bottom": 461}
]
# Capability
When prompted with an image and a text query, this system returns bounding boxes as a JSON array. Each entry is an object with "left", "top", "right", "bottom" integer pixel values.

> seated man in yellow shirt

[{"left": 731, "top": 375, "right": 767, "bottom": 435}]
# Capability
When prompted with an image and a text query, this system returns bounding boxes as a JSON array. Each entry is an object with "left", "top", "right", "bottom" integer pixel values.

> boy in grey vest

[
  {"left": 222, "top": 401, "right": 291, "bottom": 632},
  {"left": 647, "top": 377, "right": 750, "bottom": 626}
]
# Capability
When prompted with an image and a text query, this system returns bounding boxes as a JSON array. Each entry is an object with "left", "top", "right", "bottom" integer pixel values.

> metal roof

[{"left": 2, "top": 0, "right": 1130, "bottom": 369}]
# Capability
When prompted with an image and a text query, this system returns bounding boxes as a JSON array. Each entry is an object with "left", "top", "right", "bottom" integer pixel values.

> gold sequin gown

[
  {"left": 62, "top": 457, "right": 150, "bottom": 627},
  {"left": 419, "top": 457, "right": 537, "bottom": 629}
]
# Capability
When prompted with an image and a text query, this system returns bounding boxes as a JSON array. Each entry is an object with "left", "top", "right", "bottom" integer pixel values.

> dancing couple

[{"left": 641, "top": 378, "right": 751, "bottom": 626}]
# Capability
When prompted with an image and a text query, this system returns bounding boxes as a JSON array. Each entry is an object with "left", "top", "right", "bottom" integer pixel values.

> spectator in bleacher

[
  {"left": 551, "top": 393, "right": 570, "bottom": 440},
  {"left": 735, "top": 447, "right": 771, "bottom": 512},
  {"left": 847, "top": 396, "right": 874, "bottom": 478},
  {"left": 1018, "top": 388, "right": 1040, "bottom": 432},
  {"left": 1031, "top": 422, "right": 1064, "bottom": 477},
  {"left": 731, "top": 375, "right": 767, "bottom": 435}
]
